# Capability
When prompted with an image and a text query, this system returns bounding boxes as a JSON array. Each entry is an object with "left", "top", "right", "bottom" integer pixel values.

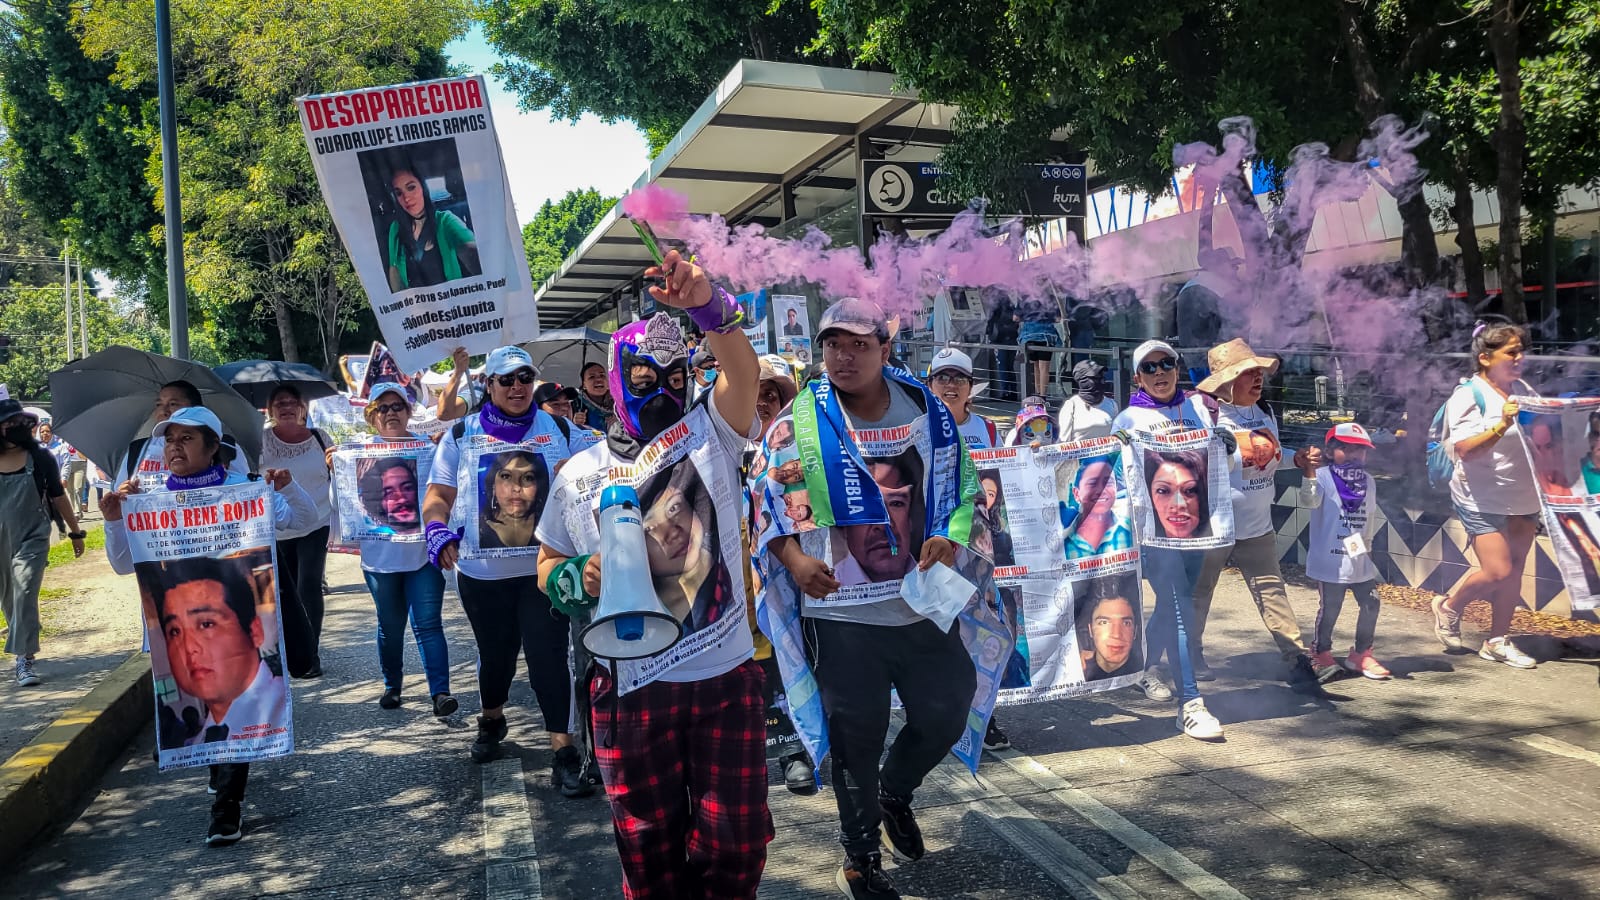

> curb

[{"left": 0, "top": 652, "right": 151, "bottom": 867}]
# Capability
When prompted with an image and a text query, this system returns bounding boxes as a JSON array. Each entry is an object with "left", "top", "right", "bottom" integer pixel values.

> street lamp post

[{"left": 155, "top": 0, "right": 188, "bottom": 359}]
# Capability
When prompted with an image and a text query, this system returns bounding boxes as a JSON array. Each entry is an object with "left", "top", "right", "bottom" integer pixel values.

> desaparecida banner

[
  {"left": 297, "top": 76, "right": 538, "bottom": 372},
  {"left": 1127, "top": 428, "right": 1235, "bottom": 550},
  {"left": 1513, "top": 395, "right": 1600, "bottom": 611},
  {"left": 123, "top": 482, "right": 294, "bottom": 771}
]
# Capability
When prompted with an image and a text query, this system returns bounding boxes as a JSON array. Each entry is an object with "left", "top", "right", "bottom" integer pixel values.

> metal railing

[{"left": 895, "top": 338, "right": 1126, "bottom": 416}]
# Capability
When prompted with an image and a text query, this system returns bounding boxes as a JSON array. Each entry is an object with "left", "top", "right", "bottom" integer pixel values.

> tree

[
  {"left": 482, "top": 0, "right": 845, "bottom": 144},
  {"left": 523, "top": 188, "right": 616, "bottom": 287},
  {"left": 0, "top": 285, "right": 164, "bottom": 399},
  {"left": 75, "top": 0, "right": 472, "bottom": 368},
  {"left": 0, "top": 0, "right": 159, "bottom": 282}
]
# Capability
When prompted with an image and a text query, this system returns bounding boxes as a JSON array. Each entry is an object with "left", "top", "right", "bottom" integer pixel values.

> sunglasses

[
  {"left": 1137, "top": 358, "right": 1179, "bottom": 375},
  {"left": 493, "top": 370, "right": 536, "bottom": 387},
  {"left": 372, "top": 401, "right": 409, "bottom": 415}
]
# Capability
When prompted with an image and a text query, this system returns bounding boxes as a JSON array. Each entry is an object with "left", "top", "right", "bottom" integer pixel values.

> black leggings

[
  {"left": 276, "top": 527, "right": 330, "bottom": 676},
  {"left": 458, "top": 571, "right": 573, "bottom": 732}
]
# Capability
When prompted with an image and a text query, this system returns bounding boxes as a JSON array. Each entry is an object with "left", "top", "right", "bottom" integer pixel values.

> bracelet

[
  {"left": 68, "top": 531, "right": 87, "bottom": 540},
  {"left": 686, "top": 284, "right": 745, "bottom": 335}
]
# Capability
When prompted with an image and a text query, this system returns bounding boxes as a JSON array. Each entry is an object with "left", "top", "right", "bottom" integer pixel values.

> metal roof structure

[{"left": 534, "top": 60, "right": 1079, "bottom": 330}]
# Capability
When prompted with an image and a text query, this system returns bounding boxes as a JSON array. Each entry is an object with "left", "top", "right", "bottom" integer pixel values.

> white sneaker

[
  {"left": 1478, "top": 637, "right": 1536, "bottom": 669},
  {"left": 15, "top": 656, "right": 40, "bottom": 687},
  {"left": 1135, "top": 669, "right": 1172, "bottom": 702},
  {"left": 1178, "top": 698, "right": 1224, "bottom": 741}
]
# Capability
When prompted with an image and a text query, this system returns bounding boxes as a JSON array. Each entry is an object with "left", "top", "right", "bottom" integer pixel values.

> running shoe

[
  {"left": 837, "top": 851, "right": 900, "bottom": 899},
  {"left": 1344, "top": 650, "right": 1392, "bottom": 680},
  {"left": 1178, "top": 698, "right": 1224, "bottom": 741},
  {"left": 1309, "top": 651, "right": 1344, "bottom": 683},
  {"left": 983, "top": 717, "right": 1011, "bottom": 751},
  {"left": 552, "top": 745, "right": 594, "bottom": 798},
  {"left": 1478, "top": 636, "right": 1536, "bottom": 669},
  {"left": 1431, "top": 595, "right": 1463, "bottom": 650},
  {"left": 470, "top": 715, "right": 509, "bottom": 763},
  {"left": 1135, "top": 669, "right": 1172, "bottom": 702},
  {"left": 877, "top": 789, "right": 925, "bottom": 862},
  {"left": 14, "top": 656, "right": 39, "bottom": 687},
  {"left": 206, "top": 800, "right": 243, "bottom": 847}
]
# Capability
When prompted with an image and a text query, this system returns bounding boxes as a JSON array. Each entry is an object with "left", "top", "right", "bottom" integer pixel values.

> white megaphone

[{"left": 580, "top": 485, "right": 684, "bottom": 660}]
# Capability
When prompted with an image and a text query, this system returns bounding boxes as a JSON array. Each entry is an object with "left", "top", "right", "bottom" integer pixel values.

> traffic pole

[{"left": 155, "top": 0, "right": 189, "bottom": 359}]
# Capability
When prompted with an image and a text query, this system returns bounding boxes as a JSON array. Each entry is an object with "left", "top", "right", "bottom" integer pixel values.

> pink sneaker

[
  {"left": 1309, "top": 651, "right": 1342, "bottom": 683},
  {"left": 1345, "top": 650, "right": 1392, "bottom": 680}
]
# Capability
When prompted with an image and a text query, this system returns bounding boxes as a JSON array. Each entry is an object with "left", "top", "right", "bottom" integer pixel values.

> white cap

[
  {"left": 927, "top": 346, "right": 987, "bottom": 398},
  {"left": 484, "top": 346, "right": 537, "bottom": 377},
  {"left": 153, "top": 406, "right": 224, "bottom": 441},
  {"left": 1131, "top": 340, "right": 1179, "bottom": 369}
]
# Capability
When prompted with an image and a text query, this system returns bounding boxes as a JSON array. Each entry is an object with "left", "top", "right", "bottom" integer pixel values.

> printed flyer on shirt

[
  {"left": 123, "top": 482, "right": 294, "bottom": 771},
  {"left": 1514, "top": 395, "right": 1600, "bottom": 610},
  {"left": 297, "top": 76, "right": 538, "bottom": 371},
  {"left": 456, "top": 434, "right": 555, "bottom": 560}
]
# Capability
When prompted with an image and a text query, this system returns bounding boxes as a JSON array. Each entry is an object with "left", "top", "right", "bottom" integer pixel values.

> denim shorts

[{"left": 1452, "top": 499, "right": 1537, "bottom": 537}]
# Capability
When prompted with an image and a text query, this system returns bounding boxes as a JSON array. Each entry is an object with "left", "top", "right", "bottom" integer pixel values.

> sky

[{"left": 445, "top": 26, "right": 652, "bottom": 227}]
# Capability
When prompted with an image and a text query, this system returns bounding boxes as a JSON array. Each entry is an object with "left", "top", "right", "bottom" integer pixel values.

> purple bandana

[
  {"left": 1328, "top": 462, "right": 1368, "bottom": 516},
  {"left": 1129, "top": 388, "right": 1187, "bottom": 409},
  {"left": 480, "top": 401, "right": 535, "bottom": 444},
  {"left": 167, "top": 465, "right": 226, "bottom": 491}
]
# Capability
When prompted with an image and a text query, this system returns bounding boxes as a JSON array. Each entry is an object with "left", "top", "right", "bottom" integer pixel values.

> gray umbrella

[
  {"left": 48, "top": 346, "right": 264, "bottom": 476},
  {"left": 213, "top": 359, "right": 340, "bottom": 408}
]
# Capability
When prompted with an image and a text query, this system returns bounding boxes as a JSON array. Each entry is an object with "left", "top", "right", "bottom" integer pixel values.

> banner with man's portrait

[
  {"left": 970, "top": 436, "right": 1140, "bottom": 582},
  {"left": 332, "top": 441, "right": 432, "bottom": 543},
  {"left": 122, "top": 482, "right": 294, "bottom": 771},
  {"left": 297, "top": 76, "right": 539, "bottom": 372},
  {"left": 1514, "top": 395, "right": 1600, "bottom": 610},
  {"left": 552, "top": 409, "right": 751, "bottom": 693},
  {"left": 455, "top": 435, "right": 557, "bottom": 560},
  {"left": 994, "top": 573, "right": 1145, "bottom": 705},
  {"left": 1126, "top": 429, "right": 1235, "bottom": 550}
]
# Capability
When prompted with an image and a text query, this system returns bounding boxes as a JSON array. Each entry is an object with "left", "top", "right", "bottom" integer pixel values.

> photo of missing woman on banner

[
  {"left": 830, "top": 450, "right": 925, "bottom": 586},
  {"left": 1056, "top": 452, "right": 1133, "bottom": 558},
  {"left": 475, "top": 449, "right": 550, "bottom": 551},
  {"left": 1525, "top": 412, "right": 1579, "bottom": 498},
  {"left": 976, "top": 468, "right": 1015, "bottom": 567},
  {"left": 637, "top": 459, "right": 732, "bottom": 635},
  {"left": 358, "top": 456, "right": 422, "bottom": 536},
  {"left": 1075, "top": 573, "right": 1144, "bottom": 682},
  {"left": 1555, "top": 512, "right": 1600, "bottom": 597},
  {"left": 1142, "top": 448, "right": 1212, "bottom": 540},
  {"left": 136, "top": 549, "right": 289, "bottom": 758},
  {"left": 357, "top": 139, "right": 482, "bottom": 292}
]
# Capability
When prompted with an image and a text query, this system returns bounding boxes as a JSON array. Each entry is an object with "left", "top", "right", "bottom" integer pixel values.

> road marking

[
  {"left": 926, "top": 759, "right": 1146, "bottom": 900},
  {"left": 482, "top": 758, "right": 542, "bottom": 899},
  {"left": 992, "top": 749, "right": 1250, "bottom": 900},
  {"left": 1512, "top": 734, "right": 1600, "bottom": 768}
]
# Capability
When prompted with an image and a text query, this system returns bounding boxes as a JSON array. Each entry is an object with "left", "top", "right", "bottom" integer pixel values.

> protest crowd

[{"left": 3, "top": 243, "right": 1577, "bottom": 900}]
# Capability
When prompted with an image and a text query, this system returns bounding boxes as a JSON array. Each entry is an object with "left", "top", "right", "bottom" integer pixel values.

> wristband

[
  {"left": 686, "top": 284, "right": 745, "bottom": 335},
  {"left": 425, "top": 521, "right": 463, "bottom": 567},
  {"left": 546, "top": 554, "right": 598, "bottom": 618},
  {"left": 68, "top": 531, "right": 87, "bottom": 540}
]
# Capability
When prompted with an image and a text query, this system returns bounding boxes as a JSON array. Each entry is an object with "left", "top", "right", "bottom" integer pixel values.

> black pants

[
  {"left": 276, "top": 527, "right": 330, "bottom": 676},
  {"left": 209, "top": 763, "right": 248, "bottom": 805},
  {"left": 804, "top": 617, "right": 974, "bottom": 857},
  {"left": 458, "top": 571, "right": 573, "bottom": 732}
]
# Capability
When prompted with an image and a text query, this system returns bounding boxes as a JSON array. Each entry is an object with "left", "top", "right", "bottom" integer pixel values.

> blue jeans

[
  {"left": 993, "top": 348, "right": 1018, "bottom": 401},
  {"left": 364, "top": 566, "right": 450, "bottom": 696},
  {"left": 1142, "top": 548, "right": 1203, "bottom": 704}
]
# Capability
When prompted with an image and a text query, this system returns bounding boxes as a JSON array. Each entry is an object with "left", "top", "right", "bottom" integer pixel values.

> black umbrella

[
  {"left": 48, "top": 345, "right": 264, "bottom": 476},
  {"left": 213, "top": 359, "right": 341, "bottom": 408}
]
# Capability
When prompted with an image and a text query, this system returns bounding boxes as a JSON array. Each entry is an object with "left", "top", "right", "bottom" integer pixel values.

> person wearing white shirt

[
  {"left": 925, "top": 346, "right": 998, "bottom": 450},
  {"left": 1057, "top": 360, "right": 1118, "bottom": 441},
  {"left": 1298, "top": 423, "right": 1389, "bottom": 681},
  {"left": 259, "top": 385, "right": 335, "bottom": 679}
]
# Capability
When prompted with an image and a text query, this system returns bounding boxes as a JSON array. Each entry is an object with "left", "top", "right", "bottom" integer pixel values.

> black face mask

[
  {"left": 2, "top": 425, "right": 32, "bottom": 446},
  {"left": 636, "top": 394, "right": 685, "bottom": 444}
]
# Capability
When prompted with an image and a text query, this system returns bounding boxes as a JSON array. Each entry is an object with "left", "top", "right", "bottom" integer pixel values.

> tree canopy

[{"left": 523, "top": 188, "right": 616, "bottom": 286}]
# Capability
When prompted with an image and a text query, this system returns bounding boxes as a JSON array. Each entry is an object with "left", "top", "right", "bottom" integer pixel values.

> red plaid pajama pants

[{"left": 589, "top": 658, "right": 773, "bottom": 899}]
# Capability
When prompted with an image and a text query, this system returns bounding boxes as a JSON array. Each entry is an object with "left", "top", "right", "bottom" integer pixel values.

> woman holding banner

[
  {"left": 1112, "top": 340, "right": 1223, "bottom": 741},
  {"left": 261, "top": 385, "right": 335, "bottom": 680},
  {"left": 1431, "top": 321, "right": 1540, "bottom": 669},
  {"left": 420, "top": 345, "right": 589, "bottom": 796},
  {"left": 101, "top": 406, "right": 318, "bottom": 847},
  {"left": 353, "top": 383, "right": 454, "bottom": 715}
]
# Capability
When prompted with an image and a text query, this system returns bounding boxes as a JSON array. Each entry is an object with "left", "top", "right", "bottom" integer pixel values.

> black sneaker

[
  {"left": 783, "top": 753, "right": 817, "bottom": 795},
  {"left": 1287, "top": 654, "right": 1330, "bottom": 696},
  {"left": 379, "top": 688, "right": 402, "bottom": 709},
  {"left": 206, "top": 800, "right": 243, "bottom": 847},
  {"left": 552, "top": 745, "right": 594, "bottom": 798},
  {"left": 877, "top": 789, "right": 924, "bottom": 862},
  {"left": 982, "top": 717, "right": 1010, "bottom": 751},
  {"left": 432, "top": 693, "right": 459, "bottom": 717},
  {"left": 471, "top": 715, "right": 509, "bottom": 763},
  {"left": 836, "top": 851, "right": 900, "bottom": 899}
]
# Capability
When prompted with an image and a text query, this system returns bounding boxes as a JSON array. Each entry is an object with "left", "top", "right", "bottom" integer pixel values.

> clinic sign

[{"left": 861, "top": 161, "right": 1087, "bottom": 219}]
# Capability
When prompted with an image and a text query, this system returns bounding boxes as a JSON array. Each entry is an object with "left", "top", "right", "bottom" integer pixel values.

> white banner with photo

[
  {"left": 1126, "top": 428, "right": 1235, "bottom": 550},
  {"left": 1513, "top": 395, "right": 1600, "bottom": 611},
  {"left": 555, "top": 410, "right": 752, "bottom": 693},
  {"left": 298, "top": 76, "right": 538, "bottom": 372},
  {"left": 971, "top": 436, "right": 1140, "bottom": 584},
  {"left": 994, "top": 573, "right": 1145, "bottom": 705},
  {"left": 331, "top": 441, "right": 432, "bottom": 544},
  {"left": 772, "top": 293, "right": 812, "bottom": 369},
  {"left": 122, "top": 482, "right": 294, "bottom": 771},
  {"left": 454, "top": 434, "right": 559, "bottom": 560}
]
